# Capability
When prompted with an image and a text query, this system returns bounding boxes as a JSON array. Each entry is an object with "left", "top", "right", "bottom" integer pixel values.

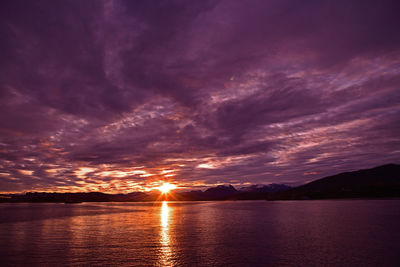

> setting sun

[{"left": 158, "top": 183, "right": 177, "bottom": 194}]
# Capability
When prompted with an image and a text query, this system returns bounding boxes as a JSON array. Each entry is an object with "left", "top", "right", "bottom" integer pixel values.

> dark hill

[
  {"left": 203, "top": 185, "right": 239, "bottom": 200},
  {"left": 240, "top": 184, "right": 292, "bottom": 193},
  {"left": 205, "top": 185, "right": 237, "bottom": 194},
  {"left": 274, "top": 164, "right": 400, "bottom": 200}
]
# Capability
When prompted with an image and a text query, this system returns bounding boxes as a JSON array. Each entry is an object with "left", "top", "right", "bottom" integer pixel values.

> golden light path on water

[{"left": 159, "top": 201, "right": 173, "bottom": 266}]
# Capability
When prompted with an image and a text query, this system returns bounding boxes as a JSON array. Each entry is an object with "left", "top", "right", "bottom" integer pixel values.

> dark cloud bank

[{"left": 1, "top": 0, "right": 400, "bottom": 193}]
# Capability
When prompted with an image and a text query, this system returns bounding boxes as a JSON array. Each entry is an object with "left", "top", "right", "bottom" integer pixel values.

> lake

[{"left": 1, "top": 200, "right": 400, "bottom": 266}]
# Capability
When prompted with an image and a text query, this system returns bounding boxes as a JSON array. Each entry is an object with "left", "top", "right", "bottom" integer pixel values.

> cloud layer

[{"left": 1, "top": 0, "right": 400, "bottom": 192}]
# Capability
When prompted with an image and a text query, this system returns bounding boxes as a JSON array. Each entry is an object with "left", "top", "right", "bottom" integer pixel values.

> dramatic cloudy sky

[{"left": 1, "top": 0, "right": 400, "bottom": 193}]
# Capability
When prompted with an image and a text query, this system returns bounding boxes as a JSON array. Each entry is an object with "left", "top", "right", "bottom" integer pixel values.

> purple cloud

[{"left": 0, "top": 0, "right": 399, "bottom": 193}]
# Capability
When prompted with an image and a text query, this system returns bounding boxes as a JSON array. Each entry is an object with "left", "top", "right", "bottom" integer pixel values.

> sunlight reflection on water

[
  {"left": 1, "top": 201, "right": 400, "bottom": 266},
  {"left": 159, "top": 201, "right": 173, "bottom": 266}
]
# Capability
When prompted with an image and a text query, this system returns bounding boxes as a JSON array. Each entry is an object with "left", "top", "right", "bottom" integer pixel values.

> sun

[{"left": 158, "top": 182, "right": 177, "bottom": 194}]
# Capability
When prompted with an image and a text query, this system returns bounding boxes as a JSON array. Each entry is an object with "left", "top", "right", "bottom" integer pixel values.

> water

[{"left": 1, "top": 200, "right": 400, "bottom": 266}]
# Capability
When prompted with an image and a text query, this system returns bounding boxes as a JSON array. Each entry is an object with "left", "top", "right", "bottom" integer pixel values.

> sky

[{"left": 1, "top": 0, "right": 400, "bottom": 193}]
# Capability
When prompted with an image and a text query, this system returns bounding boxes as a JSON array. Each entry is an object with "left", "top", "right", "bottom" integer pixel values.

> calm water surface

[{"left": 1, "top": 200, "right": 400, "bottom": 266}]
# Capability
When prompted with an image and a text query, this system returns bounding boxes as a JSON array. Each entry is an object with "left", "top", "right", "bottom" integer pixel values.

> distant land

[{"left": 1, "top": 164, "right": 399, "bottom": 203}]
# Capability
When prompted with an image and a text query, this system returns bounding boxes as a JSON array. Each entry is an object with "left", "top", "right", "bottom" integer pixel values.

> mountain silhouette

[
  {"left": 240, "top": 184, "right": 292, "bottom": 193},
  {"left": 2, "top": 164, "right": 399, "bottom": 202},
  {"left": 273, "top": 164, "right": 400, "bottom": 200}
]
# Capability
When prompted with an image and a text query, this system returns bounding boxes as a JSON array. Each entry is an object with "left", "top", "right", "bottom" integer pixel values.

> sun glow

[{"left": 158, "top": 183, "right": 177, "bottom": 194}]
